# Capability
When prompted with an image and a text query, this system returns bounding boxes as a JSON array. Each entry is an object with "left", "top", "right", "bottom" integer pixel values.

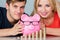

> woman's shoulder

[
  {"left": 54, "top": 12, "right": 60, "bottom": 19},
  {"left": 46, "top": 12, "right": 60, "bottom": 28}
]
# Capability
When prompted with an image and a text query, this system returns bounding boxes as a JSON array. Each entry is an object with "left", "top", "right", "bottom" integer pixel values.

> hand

[
  {"left": 40, "top": 22, "right": 46, "bottom": 36},
  {"left": 40, "top": 22, "right": 45, "bottom": 30},
  {"left": 9, "top": 21, "right": 24, "bottom": 36}
]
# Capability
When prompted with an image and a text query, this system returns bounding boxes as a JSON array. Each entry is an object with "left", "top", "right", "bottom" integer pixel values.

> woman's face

[{"left": 37, "top": 0, "right": 53, "bottom": 18}]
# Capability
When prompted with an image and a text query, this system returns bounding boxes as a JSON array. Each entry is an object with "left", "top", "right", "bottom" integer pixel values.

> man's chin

[{"left": 14, "top": 18, "right": 20, "bottom": 21}]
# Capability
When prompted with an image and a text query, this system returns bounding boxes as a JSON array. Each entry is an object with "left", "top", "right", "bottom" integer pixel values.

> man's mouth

[{"left": 15, "top": 13, "right": 21, "bottom": 17}]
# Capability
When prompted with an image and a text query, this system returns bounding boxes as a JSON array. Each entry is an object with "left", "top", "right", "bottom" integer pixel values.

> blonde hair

[
  {"left": 56, "top": 0, "right": 60, "bottom": 17},
  {"left": 31, "top": 0, "right": 57, "bottom": 15}
]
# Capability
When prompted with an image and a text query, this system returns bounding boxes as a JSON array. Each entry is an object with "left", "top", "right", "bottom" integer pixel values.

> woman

[{"left": 32, "top": 0, "right": 60, "bottom": 36}]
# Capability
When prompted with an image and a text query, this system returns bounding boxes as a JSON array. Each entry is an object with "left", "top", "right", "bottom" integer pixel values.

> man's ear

[{"left": 6, "top": 3, "right": 9, "bottom": 10}]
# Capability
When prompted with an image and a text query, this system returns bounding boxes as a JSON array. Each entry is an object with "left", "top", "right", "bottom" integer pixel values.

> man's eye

[
  {"left": 13, "top": 5, "right": 18, "bottom": 8},
  {"left": 46, "top": 4, "right": 50, "bottom": 7},
  {"left": 21, "top": 6, "right": 25, "bottom": 8}
]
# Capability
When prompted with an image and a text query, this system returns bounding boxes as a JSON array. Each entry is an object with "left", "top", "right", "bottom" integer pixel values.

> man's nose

[{"left": 17, "top": 8, "right": 21, "bottom": 13}]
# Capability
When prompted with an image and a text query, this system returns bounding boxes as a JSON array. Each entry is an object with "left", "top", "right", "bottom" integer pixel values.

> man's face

[{"left": 6, "top": 1, "right": 25, "bottom": 20}]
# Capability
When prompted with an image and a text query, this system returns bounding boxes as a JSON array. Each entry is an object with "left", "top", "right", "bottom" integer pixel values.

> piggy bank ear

[
  {"left": 21, "top": 14, "right": 29, "bottom": 21},
  {"left": 32, "top": 14, "right": 40, "bottom": 21}
]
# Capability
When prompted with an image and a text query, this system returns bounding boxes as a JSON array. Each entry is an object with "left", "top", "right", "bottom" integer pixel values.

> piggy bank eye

[
  {"left": 32, "top": 21, "right": 39, "bottom": 26},
  {"left": 20, "top": 19, "right": 30, "bottom": 26},
  {"left": 23, "top": 21, "right": 30, "bottom": 26},
  {"left": 22, "top": 21, "right": 39, "bottom": 26}
]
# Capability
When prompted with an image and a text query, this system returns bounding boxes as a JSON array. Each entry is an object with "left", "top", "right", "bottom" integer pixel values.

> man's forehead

[{"left": 10, "top": 1, "right": 25, "bottom": 6}]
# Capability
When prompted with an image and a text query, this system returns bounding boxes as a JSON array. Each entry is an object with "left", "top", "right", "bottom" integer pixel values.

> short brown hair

[{"left": 6, "top": 0, "right": 27, "bottom": 5}]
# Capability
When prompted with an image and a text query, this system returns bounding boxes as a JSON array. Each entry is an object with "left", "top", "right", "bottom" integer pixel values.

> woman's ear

[{"left": 6, "top": 3, "right": 9, "bottom": 10}]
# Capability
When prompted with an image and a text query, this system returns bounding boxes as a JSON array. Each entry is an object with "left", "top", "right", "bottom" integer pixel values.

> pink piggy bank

[{"left": 21, "top": 14, "right": 40, "bottom": 35}]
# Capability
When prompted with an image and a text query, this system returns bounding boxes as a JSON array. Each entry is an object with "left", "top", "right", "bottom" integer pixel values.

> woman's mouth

[{"left": 41, "top": 12, "right": 47, "bottom": 16}]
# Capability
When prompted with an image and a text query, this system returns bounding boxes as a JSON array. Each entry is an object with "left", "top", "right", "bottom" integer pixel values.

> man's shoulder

[
  {"left": 0, "top": 7, "right": 7, "bottom": 19},
  {"left": 0, "top": 7, "right": 6, "bottom": 16},
  {"left": 0, "top": 7, "right": 6, "bottom": 9},
  {"left": 0, "top": 7, "right": 6, "bottom": 12},
  {"left": 0, "top": 7, "right": 6, "bottom": 10}
]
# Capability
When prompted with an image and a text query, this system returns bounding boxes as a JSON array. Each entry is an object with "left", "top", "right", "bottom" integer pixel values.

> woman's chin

[{"left": 41, "top": 15, "right": 48, "bottom": 18}]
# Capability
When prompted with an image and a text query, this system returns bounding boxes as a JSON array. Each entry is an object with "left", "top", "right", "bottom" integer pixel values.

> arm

[
  {"left": 46, "top": 27, "right": 60, "bottom": 36},
  {"left": 0, "top": 21, "right": 24, "bottom": 37},
  {"left": 0, "top": 29, "right": 12, "bottom": 37}
]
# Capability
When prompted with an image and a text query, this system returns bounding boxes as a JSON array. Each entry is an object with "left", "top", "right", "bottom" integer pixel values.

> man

[{"left": 0, "top": 0, "right": 26, "bottom": 40}]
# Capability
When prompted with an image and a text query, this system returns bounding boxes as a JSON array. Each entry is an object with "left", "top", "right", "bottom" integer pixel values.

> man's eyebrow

[{"left": 20, "top": 6, "right": 25, "bottom": 8}]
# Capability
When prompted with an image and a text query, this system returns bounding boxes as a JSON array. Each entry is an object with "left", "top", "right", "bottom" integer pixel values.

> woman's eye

[
  {"left": 46, "top": 4, "right": 50, "bottom": 7},
  {"left": 38, "top": 4, "right": 42, "bottom": 7}
]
